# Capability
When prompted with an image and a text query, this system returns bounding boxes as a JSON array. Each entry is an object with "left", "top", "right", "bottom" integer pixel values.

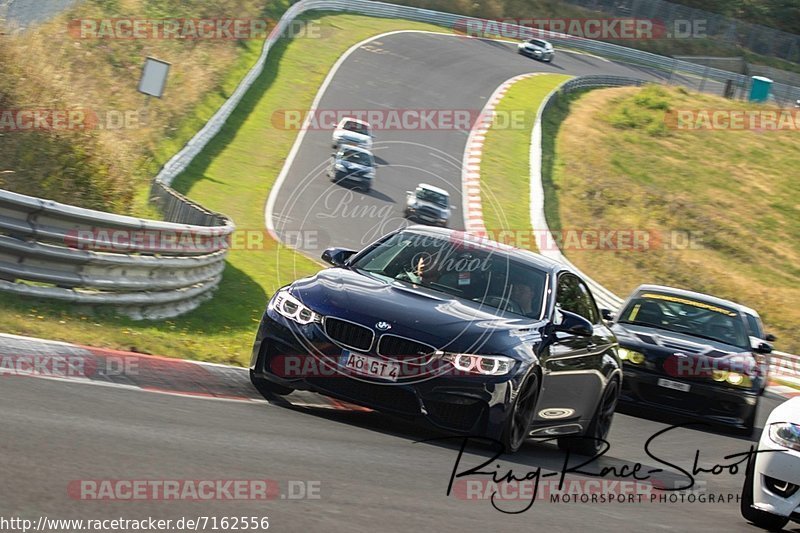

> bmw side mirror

[
  {"left": 601, "top": 308, "right": 615, "bottom": 321},
  {"left": 321, "top": 247, "right": 357, "bottom": 267},
  {"left": 754, "top": 342, "right": 773, "bottom": 355},
  {"left": 553, "top": 309, "right": 593, "bottom": 337},
  {"left": 765, "top": 333, "right": 777, "bottom": 342}
]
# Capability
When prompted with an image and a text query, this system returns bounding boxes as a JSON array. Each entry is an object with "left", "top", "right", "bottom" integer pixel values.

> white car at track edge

[{"left": 741, "top": 396, "right": 800, "bottom": 530}]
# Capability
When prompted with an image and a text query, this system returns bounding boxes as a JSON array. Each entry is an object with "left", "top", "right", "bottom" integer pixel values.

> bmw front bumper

[
  {"left": 753, "top": 429, "right": 800, "bottom": 518},
  {"left": 250, "top": 310, "right": 525, "bottom": 438},
  {"left": 619, "top": 365, "right": 758, "bottom": 429},
  {"left": 333, "top": 169, "right": 372, "bottom": 186}
]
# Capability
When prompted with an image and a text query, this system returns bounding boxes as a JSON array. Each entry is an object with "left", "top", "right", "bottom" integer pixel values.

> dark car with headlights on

[
  {"left": 251, "top": 227, "right": 622, "bottom": 453},
  {"left": 611, "top": 285, "right": 771, "bottom": 434},
  {"left": 327, "top": 145, "right": 375, "bottom": 192}
]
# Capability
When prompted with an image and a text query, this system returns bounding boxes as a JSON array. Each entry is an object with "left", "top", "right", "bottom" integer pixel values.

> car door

[{"left": 534, "top": 272, "right": 610, "bottom": 428}]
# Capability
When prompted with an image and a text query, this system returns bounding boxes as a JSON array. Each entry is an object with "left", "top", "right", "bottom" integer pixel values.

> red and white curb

[
  {"left": 768, "top": 383, "right": 800, "bottom": 398},
  {"left": 462, "top": 73, "right": 543, "bottom": 234},
  {"left": 0, "top": 333, "right": 365, "bottom": 411}
]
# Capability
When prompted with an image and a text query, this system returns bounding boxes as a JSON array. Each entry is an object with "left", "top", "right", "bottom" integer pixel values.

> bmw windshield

[
  {"left": 618, "top": 292, "right": 749, "bottom": 349},
  {"left": 350, "top": 232, "right": 548, "bottom": 320}
]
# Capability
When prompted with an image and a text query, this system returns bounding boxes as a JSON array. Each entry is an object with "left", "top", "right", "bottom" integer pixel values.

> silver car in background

[
  {"left": 403, "top": 183, "right": 452, "bottom": 227},
  {"left": 332, "top": 117, "right": 373, "bottom": 150}
]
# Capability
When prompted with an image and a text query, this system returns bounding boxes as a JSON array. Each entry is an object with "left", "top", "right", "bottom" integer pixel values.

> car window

[
  {"left": 342, "top": 149, "right": 373, "bottom": 167},
  {"left": 556, "top": 273, "right": 600, "bottom": 324},
  {"left": 351, "top": 231, "right": 549, "bottom": 320},
  {"left": 416, "top": 188, "right": 448, "bottom": 208},
  {"left": 344, "top": 121, "right": 369, "bottom": 136},
  {"left": 745, "top": 313, "right": 764, "bottom": 338}
]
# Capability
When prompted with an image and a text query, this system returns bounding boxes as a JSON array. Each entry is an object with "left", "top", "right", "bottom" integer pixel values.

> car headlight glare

[
  {"left": 769, "top": 422, "right": 800, "bottom": 452},
  {"left": 709, "top": 369, "right": 752, "bottom": 388},
  {"left": 726, "top": 372, "right": 744, "bottom": 385},
  {"left": 271, "top": 290, "right": 320, "bottom": 325},
  {"left": 619, "top": 348, "right": 645, "bottom": 364},
  {"left": 441, "top": 352, "right": 514, "bottom": 376}
]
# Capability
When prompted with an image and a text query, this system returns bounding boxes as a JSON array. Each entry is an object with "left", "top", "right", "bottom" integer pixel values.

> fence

[{"left": 561, "top": 0, "right": 800, "bottom": 64}]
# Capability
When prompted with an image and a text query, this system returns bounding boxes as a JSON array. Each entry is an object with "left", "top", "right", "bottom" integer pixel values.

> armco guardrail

[
  {"left": 530, "top": 75, "right": 799, "bottom": 377},
  {"left": 0, "top": 188, "right": 233, "bottom": 320}
]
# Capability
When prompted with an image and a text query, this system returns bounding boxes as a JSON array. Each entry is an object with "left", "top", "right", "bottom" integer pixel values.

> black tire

[
  {"left": 500, "top": 372, "right": 540, "bottom": 453},
  {"left": 740, "top": 448, "right": 789, "bottom": 531},
  {"left": 250, "top": 370, "right": 294, "bottom": 397},
  {"left": 736, "top": 409, "right": 757, "bottom": 437},
  {"left": 558, "top": 378, "right": 619, "bottom": 456}
]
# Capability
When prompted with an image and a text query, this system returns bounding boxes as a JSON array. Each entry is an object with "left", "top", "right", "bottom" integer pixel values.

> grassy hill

[{"left": 549, "top": 84, "right": 799, "bottom": 353}]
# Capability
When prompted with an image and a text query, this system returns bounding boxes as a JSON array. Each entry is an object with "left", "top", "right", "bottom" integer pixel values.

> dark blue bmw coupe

[{"left": 251, "top": 226, "right": 621, "bottom": 453}]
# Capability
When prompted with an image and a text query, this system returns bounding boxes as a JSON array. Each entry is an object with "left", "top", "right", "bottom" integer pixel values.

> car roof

[
  {"left": 338, "top": 117, "right": 370, "bottom": 127},
  {"left": 416, "top": 183, "right": 449, "bottom": 196},
  {"left": 403, "top": 226, "right": 567, "bottom": 273},
  {"left": 630, "top": 284, "right": 756, "bottom": 315}
]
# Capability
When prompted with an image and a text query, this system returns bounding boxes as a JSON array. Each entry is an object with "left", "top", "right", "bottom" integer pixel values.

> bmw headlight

[
  {"left": 270, "top": 289, "right": 320, "bottom": 325},
  {"left": 769, "top": 422, "right": 800, "bottom": 452},
  {"left": 710, "top": 369, "right": 753, "bottom": 388},
  {"left": 619, "top": 347, "right": 645, "bottom": 365},
  {"left": 439, "top": 352, "right": 515, "bottom": 376}
]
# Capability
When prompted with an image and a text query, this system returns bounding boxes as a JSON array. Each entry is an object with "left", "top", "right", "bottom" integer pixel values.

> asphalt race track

[
  {"left": 1, "top": 29, "right": 795, "bottom": 533},
  {"left": 270, "top": 31, "right": 687, "bottom": 256},
  {"left": 0, "top": 335, "right": 793, "bottom": 531}
]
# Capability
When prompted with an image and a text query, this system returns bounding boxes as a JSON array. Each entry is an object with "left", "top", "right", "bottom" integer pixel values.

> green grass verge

[
  {"left": 480, "top": 74, "right": 571, "bottom": 249},
  {"left": 0, "top": 15, "right": 448, "bottom": 365}
]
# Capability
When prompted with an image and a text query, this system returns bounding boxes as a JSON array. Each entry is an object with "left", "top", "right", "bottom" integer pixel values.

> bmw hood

[
  {"left": 612, "top": 323, "right": 762, "bottom": 380},
  {"left": 287, "top": 268, "right": 542, "bottom": 353}
]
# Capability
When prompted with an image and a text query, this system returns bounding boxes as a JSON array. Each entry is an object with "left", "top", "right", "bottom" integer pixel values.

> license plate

[
  {"left": 657, "top": 378, "right": 691, "bottom": 392},
  {"left": 340, "top": 351, "right": 399, "bottom": 381}
]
